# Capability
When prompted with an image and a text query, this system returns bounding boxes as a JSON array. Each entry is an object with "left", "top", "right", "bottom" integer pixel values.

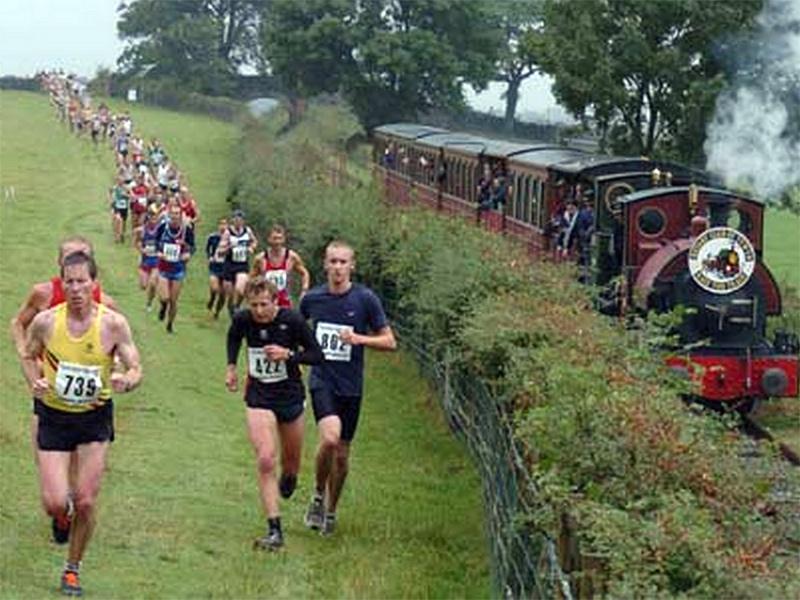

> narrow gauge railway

[{"left": 372, "top": 123, "right": 799, "bottom": 421}]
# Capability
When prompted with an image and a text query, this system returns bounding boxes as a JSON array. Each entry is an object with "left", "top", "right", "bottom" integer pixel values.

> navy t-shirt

[{"left": 299, "top": 283, "right": 389, "bottom": 397}]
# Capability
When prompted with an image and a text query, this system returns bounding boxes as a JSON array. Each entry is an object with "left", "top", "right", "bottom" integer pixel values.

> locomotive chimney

[
  {"left": 688, "top": 183, "right": 698, "bottom": 214},
  {"left": 651, "top": 167, "right": 662, "bottom": 185}
]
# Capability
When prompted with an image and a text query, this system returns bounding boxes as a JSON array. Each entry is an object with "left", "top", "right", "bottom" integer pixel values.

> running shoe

[
  {"left": 304, "top": 493, "right": 325, "bottom": 530},
  {"left": 279, "top": 473, "right": 297, "bottom": 499},
  {"left": 253, "top": 529, "right": 284, "bottom": 551},
  {"left": 320, "top": 513, "right": 336, "bottom": 537},
  {"left": 60, "top": 570, "right": 82, "bottom": 597},
  {"left": 51, "top": 501, "right": 73, "bottom": 545}
]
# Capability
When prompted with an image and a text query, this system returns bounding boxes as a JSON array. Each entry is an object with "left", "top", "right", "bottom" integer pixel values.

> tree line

[{"left": 113, "top": 0, "right": 768, "bottom": 165}]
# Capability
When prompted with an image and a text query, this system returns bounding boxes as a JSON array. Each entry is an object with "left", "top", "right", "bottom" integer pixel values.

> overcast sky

[{"left": 0, "top": 0, "right": 569, "bottom": 122}]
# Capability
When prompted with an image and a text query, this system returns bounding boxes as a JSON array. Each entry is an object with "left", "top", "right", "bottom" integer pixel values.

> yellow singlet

[{"left": 41, "top": 304, "right": 113, "bottom": 413}]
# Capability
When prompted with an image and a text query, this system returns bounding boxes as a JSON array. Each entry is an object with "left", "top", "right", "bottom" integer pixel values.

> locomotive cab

[{"left": 618, "top": 186, "right": 798, "bottom": 402}]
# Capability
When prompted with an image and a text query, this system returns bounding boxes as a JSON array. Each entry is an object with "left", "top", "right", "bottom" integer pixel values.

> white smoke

[{"left": 705, "top": 0, "right": 800, "bottom": 200}]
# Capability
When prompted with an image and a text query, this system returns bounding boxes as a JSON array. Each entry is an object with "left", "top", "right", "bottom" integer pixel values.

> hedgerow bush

[{"left": 230, "top": 103, "right": 800, "bottom": 598}]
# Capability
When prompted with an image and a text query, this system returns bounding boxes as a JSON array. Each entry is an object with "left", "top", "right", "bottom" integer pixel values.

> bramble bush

[{"left": 230, "top": 103, "right": 800, "bottom": 598}]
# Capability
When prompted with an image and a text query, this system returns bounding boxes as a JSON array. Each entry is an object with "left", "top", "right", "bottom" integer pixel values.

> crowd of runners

[{"left": 13, "top": 71, "right": 397, "bottom": 596}]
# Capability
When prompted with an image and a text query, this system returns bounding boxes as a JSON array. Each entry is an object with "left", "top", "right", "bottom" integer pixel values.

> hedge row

[{"left": 230, "top": 105, "right": 799, "bottom": 598}]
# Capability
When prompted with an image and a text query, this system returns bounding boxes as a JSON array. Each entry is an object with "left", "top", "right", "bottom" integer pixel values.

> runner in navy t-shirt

[{"left": 299, "top": 240, "right": 396, "bottom": 536}]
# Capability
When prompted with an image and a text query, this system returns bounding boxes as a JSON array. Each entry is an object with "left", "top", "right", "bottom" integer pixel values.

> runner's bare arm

[
  {"left": 250, "top": 251, "right": 265, "bottom": 278},
  {"left": 340, "top": 325, "right": 397, "bottom": 352},
  {"left": 10, "top": 283, "right": 50, "bottom": 357},
  {"left": 20, "top": 311, "right": 52, "bottom": 397},
  {"left": 109, "top": 314, "right": 142, "bottom": 392},
  {"left": 290, "top": 251, "right": 311, "bottom": 292},
  {"left": 248, "top": 227, "right": 259, "bottom": 254}
]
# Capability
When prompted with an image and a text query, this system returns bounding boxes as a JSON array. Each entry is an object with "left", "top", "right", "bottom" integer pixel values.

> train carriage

[{"left": 373, "top": 122, "right": 799, "bottom": 408}]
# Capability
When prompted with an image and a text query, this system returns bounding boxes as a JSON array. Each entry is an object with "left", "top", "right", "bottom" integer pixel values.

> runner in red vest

[{"left": 251, "top": 225, "right": 310, "bottom": 308}]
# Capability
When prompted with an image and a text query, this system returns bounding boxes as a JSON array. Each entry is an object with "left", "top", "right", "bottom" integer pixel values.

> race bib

[
  {"left": 316, "top": 322, "right": 352, "bottom": 362},
  {"left": 232, "top": 245, "right": 248, "bottom": 263},
  {"left": 55, "top": 362, "right": 102, "bottom": 405},
  {"left": 163, "top": 242, "right": 181, "bottom": 262},
  {"left": 114, "top": 193, "right": 128, "bottom": 209},
  {"left": 143, "top": 241, "right": 157, "bottom": 256},
  {"left": 265, "top": 269, "right": 288, "bottom": 290},
  {"left": 248, "top": 348, "right": 288, "bottom": 383}
]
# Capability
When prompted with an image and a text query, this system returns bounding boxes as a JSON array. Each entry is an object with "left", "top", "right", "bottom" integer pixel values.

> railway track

[{"left": 739, "top": 411, "right": 800, "bottom": 466}]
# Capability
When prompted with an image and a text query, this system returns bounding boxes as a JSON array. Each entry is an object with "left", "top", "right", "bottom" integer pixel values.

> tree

[
  {"left": 259, "top": 0, "right": 356, "bottom": 126},
  {"left": 345, "top": 0, "right": 503, "bottom": 130},
  {"left": 117, "top": 0, "right": 265, "bottom": 95},
  {"left": 538, "top": 0, "right": 761, "bottom": 160},
  {"left": 488, "top": 0, "right": 544, "bottom": 133}
]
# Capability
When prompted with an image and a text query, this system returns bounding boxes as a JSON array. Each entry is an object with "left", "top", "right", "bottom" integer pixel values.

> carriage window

[
  {"left": 729, "top": 208, "right": 752, "bottom": 233},
  {"left": 531, "top": 179, "right": 541, "bottom": 226},
  {"left": 637, "top": 207, "right": 666, "bottom": 237}
]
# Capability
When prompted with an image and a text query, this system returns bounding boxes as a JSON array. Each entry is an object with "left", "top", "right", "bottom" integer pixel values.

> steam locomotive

[{"left": 372, "top": 123, "right": 799, "bottom": 407}]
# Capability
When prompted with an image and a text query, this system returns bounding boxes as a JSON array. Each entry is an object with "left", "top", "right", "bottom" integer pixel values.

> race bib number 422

[
  {"left": 316, "top": 322, "right": 352, "bottom": 362},
  {"left": 248, "top": 348, "right": 288, "bottom": 383},
  {"left": 55, "top": 362, "right": 102, "bottom": 405}
]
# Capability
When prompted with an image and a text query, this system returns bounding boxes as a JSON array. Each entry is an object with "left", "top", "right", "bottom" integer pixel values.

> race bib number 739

[{"left": 55, "top": 362, "right": 102, "bottom": 405}]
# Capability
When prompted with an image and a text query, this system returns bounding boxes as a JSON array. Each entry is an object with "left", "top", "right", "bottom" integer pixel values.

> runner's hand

[
  {"left": 264, "top": 344, "right": 289, "bottom": 362},
  {"left": 339, "top": 327, "right": 358, "bottom": 346},
  {"left": 110, "top": 372, "right": 130, "bottom": 393},
  {"left": 31, "top": 377, "right": 50, "bottom": 398},
  {"left": 225, "top": 368, "right": 238, "bottom": 392}
]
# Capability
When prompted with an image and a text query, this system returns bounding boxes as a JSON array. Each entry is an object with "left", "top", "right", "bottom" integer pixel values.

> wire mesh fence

[{"left": 390, "top": 317, "right": 573, "bottom": 599}]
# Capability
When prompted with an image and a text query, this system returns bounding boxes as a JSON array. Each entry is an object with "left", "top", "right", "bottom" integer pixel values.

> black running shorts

[
  {"left": 310, "top": 387, "right": 362, "bottom": 442},
  {"left": 35, "top": 399, "right": 115, "bottom": 452},
  {"left": 244, "top": 388, "right": 304, "bottom": 424}
]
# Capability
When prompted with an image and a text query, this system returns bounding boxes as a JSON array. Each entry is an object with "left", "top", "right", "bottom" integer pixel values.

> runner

[
  {"left": 251, "top": 224, "right": 310, "bottom": 308},
  {"left": 205, "top": 218, "right": 228, "bottom": 318},
  {"left": 18, "top": 251, "right": 142, "bottom": 597},
  {"left": 300, "top": 240, "right": 396, "bottom": 535},
  {"left": 219, "top": 209, "right": 258, "bottom": 316},
  {"left": 11, "top": 237, "right": 117, "bottom": 477},
  {"left": 225, "top": 278, "right": 322, "bottom": 550},
  {"left": 155, "top": 203, "right": 195, "bottom": 333},
  {"left": 109, "top": 178, "right": 130, "bottom": 244},
  {"left": 134, "top": 205, "right": 162, "bottom": 311}
]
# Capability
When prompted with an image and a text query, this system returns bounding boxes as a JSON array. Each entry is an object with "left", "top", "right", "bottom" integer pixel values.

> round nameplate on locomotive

[{"left": 688, "top": 227, "right": 756, "bottom": 294}]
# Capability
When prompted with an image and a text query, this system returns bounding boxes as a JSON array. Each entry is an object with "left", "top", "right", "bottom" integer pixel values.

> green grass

[
  {"left": 0, "top": 91, "right": 489, "bottom": 598},
  {"left": 764, "top": 208, "right": 800, "bottom": 294}
]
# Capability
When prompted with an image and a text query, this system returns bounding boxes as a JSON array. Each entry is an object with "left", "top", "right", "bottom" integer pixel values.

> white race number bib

[
  {"left": 232, "top": 245, "right": 248, "bottom": 263},
  {"left": 163, "top": 242, "right": 181, "bottom": 262},
  {"left": 248, "top": 348, "right": 288, "bottom": 383},
  {"left": 316, "top": 322, "right": 352, "bottom": 362},
  {"left": 265, "top": 269, "right": 288, "bottom": 291},
  {"left": 55, "top": 362, "right": 102, "bottom": 405}
]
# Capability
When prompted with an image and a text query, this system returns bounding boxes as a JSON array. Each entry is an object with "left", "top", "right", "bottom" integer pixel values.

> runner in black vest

[{"left": 226, "top": 278, "right": 322, "bottom": 550}]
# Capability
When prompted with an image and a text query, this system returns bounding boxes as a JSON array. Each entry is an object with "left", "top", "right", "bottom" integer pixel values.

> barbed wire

[{"left": 390, "top": 317, "right": 573, "bottom": 599}]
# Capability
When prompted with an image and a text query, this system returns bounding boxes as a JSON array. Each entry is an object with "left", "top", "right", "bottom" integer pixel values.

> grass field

[
  {"left": 0, "top": 91, "right": 489, "bottom": 598},
  {"left": 764, "top": 208, "right": 800, "bottom": 294}
]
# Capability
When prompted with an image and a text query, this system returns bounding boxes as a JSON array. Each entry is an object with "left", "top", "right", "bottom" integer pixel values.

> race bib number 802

[{"left": 316, "top": 322, "right": 352, "bottom": 362}]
